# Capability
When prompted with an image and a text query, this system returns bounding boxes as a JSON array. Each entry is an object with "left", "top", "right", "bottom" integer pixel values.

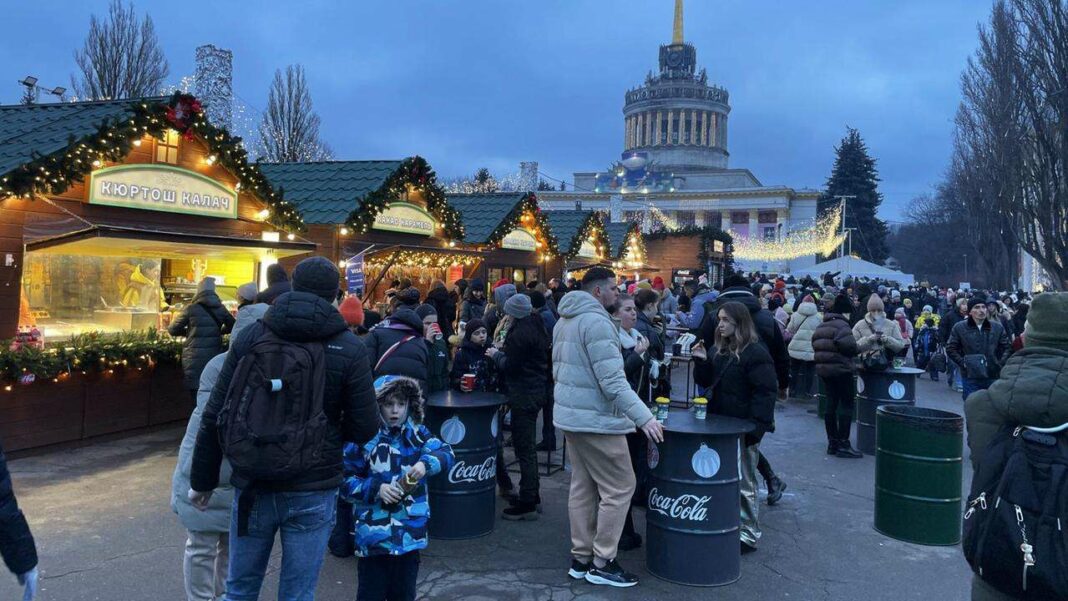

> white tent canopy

[{"left": 792, "top": 256, "right": 915, "bottom": 285}]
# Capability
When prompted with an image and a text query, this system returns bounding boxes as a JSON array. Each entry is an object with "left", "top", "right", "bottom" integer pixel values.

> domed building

[{"left": 540, "top": 0, "right": 823, "bottom": 275}]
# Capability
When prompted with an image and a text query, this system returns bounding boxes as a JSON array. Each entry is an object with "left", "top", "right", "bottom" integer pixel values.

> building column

[
  {"left": 721, "top": 210, "right": 731, "bottom": 232},
  {"left": 636, "top": 114, "right": 642, "bottom": 147},
  {"left": 654, "top": 111, "right": 661, "bottom": 146},
  {"left": 689, "top": 109, "right": 696, "bottom": 145},
  {"left": 704, "top": 111, "right": 712, "bottom": 147},
  {"left": 748, "top": 209, "right": 758, "bottom": 240},
  {"left": 710, "top": 114, "right": 718, "bottom": 148},
  {"left": 777, "top": 209, "right": 787, "bottom": 241}
]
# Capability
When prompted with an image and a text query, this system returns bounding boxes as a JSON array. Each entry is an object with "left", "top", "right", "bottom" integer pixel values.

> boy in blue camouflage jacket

[{"left": 342, "top": 375, "right": 454, "bottom": 601}]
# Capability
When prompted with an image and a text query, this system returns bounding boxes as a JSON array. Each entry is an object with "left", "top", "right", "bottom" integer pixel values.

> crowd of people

[{"left": 0, "top": 254, "right": 1064, "bottom": 601}]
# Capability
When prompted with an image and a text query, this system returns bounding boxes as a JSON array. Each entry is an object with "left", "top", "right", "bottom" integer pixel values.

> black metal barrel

[
  {"left": 425, "top": 390, "right": 507, "bottom": 540},
  {"left": 855, "top": 367, "right": 923, "bottom": 454},
  {"left": 646, "top": 410, "right": 754, "bottom": 587}
]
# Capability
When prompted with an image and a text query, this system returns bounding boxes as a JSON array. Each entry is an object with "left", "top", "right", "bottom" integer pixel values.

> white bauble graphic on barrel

[
  {"left": 647, "top": 440, "right": 660, "bottom": 470},
  {"left": 856, "top": 377, "right": 865, "bottom": 394},
  {"left": 489, "top": 413, "right": 498, "bottom": 439},
  {"left": 888, "top": 380, "right": 906, "bottom": 400},
  {"left": 441, "top": 415, "right": 466, "bottom": 446},
  {"left": 691, "top": 444, "right": 721, "bottom": 479}
]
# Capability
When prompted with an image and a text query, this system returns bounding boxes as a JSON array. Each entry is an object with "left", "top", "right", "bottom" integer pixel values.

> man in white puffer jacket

[{"left": 552, "top": 267, "right": 664, "bottom": 589}]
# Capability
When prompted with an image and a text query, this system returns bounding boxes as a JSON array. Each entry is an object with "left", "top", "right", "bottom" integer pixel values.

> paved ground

[{"left": 0, "top": 373, "right": 975, "bottom": 600}]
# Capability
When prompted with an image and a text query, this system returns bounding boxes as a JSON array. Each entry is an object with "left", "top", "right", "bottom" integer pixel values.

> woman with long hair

[
  {"left": 692, "top": 301, "right": 777, "bottom": 553},
  {"left": 611, "top": 295, "right": 652, "bottom": 551}
]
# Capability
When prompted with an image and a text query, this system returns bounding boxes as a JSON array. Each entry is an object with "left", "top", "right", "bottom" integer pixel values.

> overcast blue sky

[{"left": 2, "top": 1, "right": 993, "bottom": 220}]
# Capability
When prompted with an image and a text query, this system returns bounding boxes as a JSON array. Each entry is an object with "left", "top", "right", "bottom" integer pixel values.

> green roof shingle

[
  {"left": 605, "top": 222, "right": 634, "bottom": 259},
  {"left": 447, "top": 192, "right": 528, "bottom": 243},
  {"left": 545, "top": 210, "right": 596, "bottom": 254},
  {"left": 259, "top": 160, "right": 403, "bottom": 224},
  {"left": 0, "top": 97, "right": 167, "bottom": 177}
]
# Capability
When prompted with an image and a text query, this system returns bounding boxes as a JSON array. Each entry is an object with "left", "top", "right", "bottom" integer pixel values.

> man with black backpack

[
  {"left": 188, "top": 256, "right": 379, "bottom": 600},
  {"left": 963, "top": 292, "right": 1068, "bottom": 601}
]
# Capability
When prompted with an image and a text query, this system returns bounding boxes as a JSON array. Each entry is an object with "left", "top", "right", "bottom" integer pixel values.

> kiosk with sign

[
  {"left": 448, "top": 192, "right": 559, "bottom": 290},
  {"left": 543, "top": 210, "right": 612, "bottom": 281},
  {"left": 261, "top": 158, "right": 482, "bottom": 307},
  {"left": 0, "top": 94, "right": 313, "bottom": 451}
]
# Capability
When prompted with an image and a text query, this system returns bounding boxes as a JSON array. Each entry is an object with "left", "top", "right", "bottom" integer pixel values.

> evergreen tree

[{"left": 818, "top": 127, "right": 890, "bottom": 263}]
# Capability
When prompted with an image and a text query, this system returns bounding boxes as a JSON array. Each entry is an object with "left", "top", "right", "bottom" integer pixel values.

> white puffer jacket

[
  {"left": 552, "top": 291, "right": 655, "bottom": 434},
  {"left": 786, "top": 301, "right": 822, "bottom": 362}
]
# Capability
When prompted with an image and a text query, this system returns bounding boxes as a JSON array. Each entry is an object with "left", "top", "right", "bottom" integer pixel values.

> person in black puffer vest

[
  {"left": 255, "top": 263, "right": 291, "bottom": 305},
  {"left": 188, "top": 257, "right": 380, "bottom": 599},
  {"left": 168, "top": 277, "right": 236, "bottom": 403},
  {"left": 487, "top": 294, "right": 550, "bottom": 520},
  {"left": 363, "top": 305, "right": 430, "bottom": 392}
]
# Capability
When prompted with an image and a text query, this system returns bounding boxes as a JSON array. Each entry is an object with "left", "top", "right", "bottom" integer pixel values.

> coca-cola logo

[
  {"left": 447, "top": 456, "right": 496, "bottom": 484},
  {"left": 647, "top": 487, "right": 711, "bottom": 522}
]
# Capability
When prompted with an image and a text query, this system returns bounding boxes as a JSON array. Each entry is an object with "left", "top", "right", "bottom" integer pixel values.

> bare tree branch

[
  {"left": 71, "top": 0, "right": 169, "bottom": 100},
  {"left": 257, "top": 65, "right": 332, "bottom": 162}
]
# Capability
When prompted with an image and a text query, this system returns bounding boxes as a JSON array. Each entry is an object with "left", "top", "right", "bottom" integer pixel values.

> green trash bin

[{"left": 874, "top": 406, "right": 963, "bottom": 546}]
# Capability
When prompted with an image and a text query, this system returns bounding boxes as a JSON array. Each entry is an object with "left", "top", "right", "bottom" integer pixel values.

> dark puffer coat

[
  {"left": 693, "top": 343, "right": 778, "bottom": 444},
  {"left": 811, "top": 312, "right": 858, "bottom": 379},
  {"left": 700, "top": 286, "right": 790, "bottom": 390},
  {"left": 425, "top": 286, "right": 456, "bottom": 340},
  {"left": 0, "top": 440, "right": 36, "bottom": 576},
  {"left": 363, "top": 308, "right": 429, "bottom": 390},
  {"left": 190, "top": 291, "right": 380, "bottom": 493},
  {"left": 168, "top": 290, "right": 236, "bottom": 390},
  {"left": 946, "top": 317, "right": 1012, "bottom": 379},
  {"left": 490, "top": 315, "right": 550, "bottom": 395}
]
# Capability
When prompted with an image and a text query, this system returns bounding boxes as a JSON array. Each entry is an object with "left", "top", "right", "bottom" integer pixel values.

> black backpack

[
  {"left": 962, "top": 425, "right": 1068, "bottom": 600},
  {"left": 217, "top": 328, "right": 328, "bottom": 481}
]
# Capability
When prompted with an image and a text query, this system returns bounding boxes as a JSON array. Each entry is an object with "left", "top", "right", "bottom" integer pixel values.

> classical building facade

[{"left": 539, "top": 0, "right": 821, "bottom": 273}]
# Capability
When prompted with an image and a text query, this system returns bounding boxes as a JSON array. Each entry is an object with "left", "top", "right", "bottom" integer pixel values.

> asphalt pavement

[{"left": 0, "top": 372, "right": 975, "bottom": 600}]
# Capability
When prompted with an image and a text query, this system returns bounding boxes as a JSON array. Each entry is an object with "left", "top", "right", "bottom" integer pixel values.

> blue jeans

[
  {"left": 961, "top": 378, "right": 994, "bottom": 402},
  {"left": 226, "top": 488, "right": 338, "bottom": 601}
]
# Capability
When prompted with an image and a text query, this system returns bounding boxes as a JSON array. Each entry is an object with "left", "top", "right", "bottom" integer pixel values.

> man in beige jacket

[{"left": 552, "top": 267, "right": 664, "bottom": 588}]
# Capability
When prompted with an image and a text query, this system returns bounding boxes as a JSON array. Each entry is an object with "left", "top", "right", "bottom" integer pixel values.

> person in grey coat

[
  {"left": 171, "top": 302, "right": 267, "bottom": 601},
  {"left": 168, "top": 277, "right": 235, "bottom": 403}
]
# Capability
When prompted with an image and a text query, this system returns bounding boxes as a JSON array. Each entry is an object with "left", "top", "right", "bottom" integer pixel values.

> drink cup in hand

[{"left": 461, "top": 373, "right": 476, "bottom": 392}]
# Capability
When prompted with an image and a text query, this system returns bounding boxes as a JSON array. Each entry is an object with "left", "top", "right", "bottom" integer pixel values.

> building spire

[{"left": 672, "top": 0, "right": 684, "bottom": 45}]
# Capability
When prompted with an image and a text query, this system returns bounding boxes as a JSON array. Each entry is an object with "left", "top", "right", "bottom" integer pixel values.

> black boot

[
  {"left": 835, "top": 439, "right": 863, "bottom": 459},
  {"left": 825, "top": 416, "right": 839, "bottom": 455},
  {"left": 826, "top": 439, "right": 839, "bottom": 455},
  {"left": 766, "top": 475, "right": 786, "bottom": 506}
]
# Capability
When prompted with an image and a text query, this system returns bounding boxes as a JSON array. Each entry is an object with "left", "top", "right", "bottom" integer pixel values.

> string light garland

[
  {"left": 482, "top": 193, "right": 560, "bottom": 259},
  {"left": 611, "top": 222, "right": 647, "bottom": 269},
  {"left": 0, "top": 329, "right": 184, "bottom": 391},
  {"left": 730, "top": 205, "right": 846, "bottom": 262},
  {"left": 563, "top": 213, "right": 612, "bottom": 261},
  {"left": 345, "top": 156, "right": 464, "bottom": 240},
  {"left": 0, "top": 92, "right": 305, "bottom": 233},
  {"left": 365, "top": 249, "right": 480, "bottom": 269}
]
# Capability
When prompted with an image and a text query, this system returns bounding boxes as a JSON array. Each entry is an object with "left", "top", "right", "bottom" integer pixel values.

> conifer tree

[{"left": 818, "top": 127, "right": 890, "bottom": 263}]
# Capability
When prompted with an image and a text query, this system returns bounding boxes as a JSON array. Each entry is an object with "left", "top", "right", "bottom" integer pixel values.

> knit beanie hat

[
  {"left": 636, "top": 280, "right": 653, "bottom": 291},
  {"left": 867, "top": 294, "right": 885, "bottom": 313},
  {"left": 652, "top": 276, "right": 666, "bottom": 291},
  {"left": 922, "top": 305, "right": 933, "bottom": 313},
  {"left": 1024, "top": 292, "right": 1068, "bottom": 351},
  {"left": 529, "top": 290, "right": 547, "bottom": 309},
  {"left": 237, "top": 282, "right": 258, "bottom": 303},
  {"left": 464, "top": 318, "right": 486, "bottom": 342},
  {"left": 415, "top": 303, "right": 437, "bottom": 320},
  {"left": 398, "top": 287, "right": 421, "bottom": 306},
  {"left": 266, "top": 263, "right": 288, "bottom": 284},
  {"left": 339, "top": 295, "right": 364, "bottom": 327},
  {"left": 967, "top": 297, "right": 987, "bottom": 312},
  {"left": 197, "top": 277, "right": 216, "bottom": 294},
  {"left": 292, "top": 256, "right": 340, "bottom": 302},
  {"left": 504, "top": 293, "right": 533, "bottom": 318}
]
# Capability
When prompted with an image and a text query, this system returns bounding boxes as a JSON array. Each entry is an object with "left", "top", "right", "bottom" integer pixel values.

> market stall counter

[
  {"left": 645, "top": 409, "right": 754, "bottom": 587},
  {"left": 424, "top": 390, "right": 508, "bottom": 540}
]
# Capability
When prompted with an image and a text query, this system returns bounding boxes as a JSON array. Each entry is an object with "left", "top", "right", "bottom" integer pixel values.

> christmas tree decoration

[
  {"left": 0, "top": 92, "right": 305, "bottom": 234},
  {"left": 344, "top": 156, "right": 464, "bottom": 240}
]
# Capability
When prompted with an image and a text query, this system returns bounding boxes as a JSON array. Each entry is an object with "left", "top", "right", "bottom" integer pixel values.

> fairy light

[{"left": 731, "top": 205, "right": 846, "bottom": 262}]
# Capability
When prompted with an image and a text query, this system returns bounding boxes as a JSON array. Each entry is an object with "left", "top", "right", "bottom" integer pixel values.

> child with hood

[
  {"left": 449, "top": 318, "right": 493, "bottom": 391},
  {"left": 342, "top": 376, "right": 454, "bottom": 601}
]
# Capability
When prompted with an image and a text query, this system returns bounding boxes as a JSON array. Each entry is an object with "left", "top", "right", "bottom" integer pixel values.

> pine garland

[
  {"left": 563, "top": 212, "right": 612, "bottom": 261},
  {"left": 483, "top": 193, "right": 559, "bottom": 257},
  {"left": 0, "top": 329, "right": 184, "bottom": 388},
  {"left": 0, "top": 92, "right": 305, "bottom": 233},
  {"left": 613, "top": 221, "right": 646, "bottom": 261},
  {"left": 345, "top": 156, "right": 464, "bottom": 240}
]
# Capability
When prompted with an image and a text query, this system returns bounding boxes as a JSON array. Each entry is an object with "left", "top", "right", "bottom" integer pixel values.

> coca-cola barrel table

[
  {"left": 646, "top": 409, "right": 754, "bottom": 587},
  {"left": 425, "top": 390, "right": 508, "bottom": 540},
  {"left": 855, "top": 367, "right": 924, "bottom": 455}
]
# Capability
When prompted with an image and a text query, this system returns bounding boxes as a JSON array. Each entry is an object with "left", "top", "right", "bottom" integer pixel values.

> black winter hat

[
  {"left": 464, "top": 318, "right": 486, "bottom": 342},
  {"left": 398, "top": 287, "right": 421, "bottom": 306},
  {"left": 266, "top": 263, "right": 288, "bottom": 284},
  {"left": 528, "top": 290, "right": 547, "bottom": 309},
  {"left": 832, "top": 294, "right": 854, "bottom": 315},
  {"left": 968, "top": 297, "right": 988, "bottom": 312},
  {"left": 292, "top": 257, "right": 340, "bottom": 302},
  {"left": 415, "top": 303, "right": 437, "bottom": 319}
]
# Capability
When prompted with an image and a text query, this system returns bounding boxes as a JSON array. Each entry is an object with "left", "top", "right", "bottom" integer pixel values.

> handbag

[
  {"left": 930, "top": 349, "right": 947, "bottom": 373},
  {"left": 861, "top": 348, "right": 891, "bottom": 372}
]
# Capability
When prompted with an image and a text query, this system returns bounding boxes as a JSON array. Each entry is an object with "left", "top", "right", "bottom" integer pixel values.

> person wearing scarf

[{"left": 612, "top": 294, "right": 651, "bottom": 552}]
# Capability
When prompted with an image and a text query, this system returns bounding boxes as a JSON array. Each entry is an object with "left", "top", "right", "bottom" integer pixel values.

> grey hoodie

[
  {"left": 551, "top": 291, "right": 654, "bottom": 434},
  {"left": 171, "top": 303, "right": 267, "bottom": 533}
]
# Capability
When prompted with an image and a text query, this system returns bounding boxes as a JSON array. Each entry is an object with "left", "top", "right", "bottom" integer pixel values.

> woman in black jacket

[
  {"left": 692, "top": 301, "right": 777, "bottom": 553},
  {"left": 425, "top": 280, "right": 456, "bottom": 341},
  {"left": 634, "top": 288, "right": 666, "bottom": 403},
  {"left": 486, "top": 294, "right": 549, "bottom": 521},
  {"left": 167, "top": 277, "right": 235, "bottom": 403},
  {"left": 362, "top": 306, "right": 429, "bottom": 392},
  {"left": 811, "top": 294, "right": 862, "bottom": 458},
  {"left": 0, "top": 439, "right": 37, "bottom": 599},
  {"left": 613, "top": 295, "right": 653, "bottom": 551}
]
